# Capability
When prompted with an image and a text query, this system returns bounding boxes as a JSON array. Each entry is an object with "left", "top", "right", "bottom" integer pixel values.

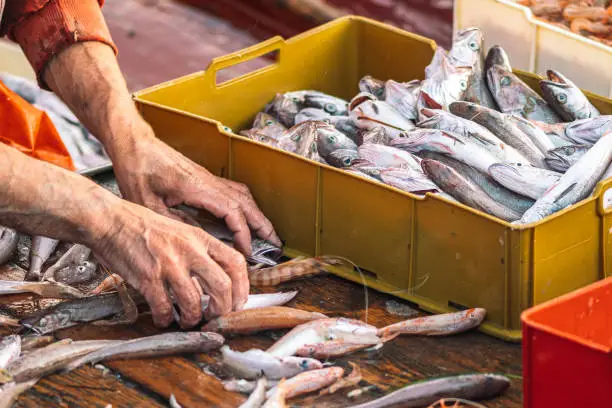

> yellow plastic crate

[{"left": 134, "top": 16, "right": 612, "bottom": 342}]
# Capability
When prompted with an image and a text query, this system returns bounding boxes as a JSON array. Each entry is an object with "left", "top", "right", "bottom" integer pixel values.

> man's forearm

[
  {"left": 0, "top": 143, "right": 120, "bottom": 246},
  {"left": 43, "top": 42, "right": 147, "bottom": 159}
]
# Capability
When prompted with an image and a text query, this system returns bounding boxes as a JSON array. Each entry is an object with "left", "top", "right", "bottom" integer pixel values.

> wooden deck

[
  {"left": 7, "top": 269, "right": 522, "bottom": 408},
  {"left": 4, "top": 1, "right": 522, "bottom": 407}
]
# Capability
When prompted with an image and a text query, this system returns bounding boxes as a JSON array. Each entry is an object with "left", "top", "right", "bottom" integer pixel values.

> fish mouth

[
  {"left": 419, "top": 108, "right": 438, "bottom": 119},
  {"left": 540, "top": 80, "right": 570, "bottom": 91},
  {"left": 349, "top": 93, "right": 376, "bottom": 111},
  {"left": 546, "top": 70, "right": 567, "bottom": 84}
]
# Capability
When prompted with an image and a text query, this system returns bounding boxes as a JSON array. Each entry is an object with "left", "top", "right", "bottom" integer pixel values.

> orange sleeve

[{"left": 3, "top": 0, "right": 117, "bottom": 89}]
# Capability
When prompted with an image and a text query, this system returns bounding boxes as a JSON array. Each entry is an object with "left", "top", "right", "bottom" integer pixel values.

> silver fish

[
  {"left": 42, "top": 243, "right": 92, "bottom": 282},
  {"left": 563, "top": 115, "right": 612, "bottom": 146},
  {"left": 448, "top": 27, "right": 496, "bottom": 109},
  {"left": 180, "top": 213, "right": 282, "bottom": 267},
  {"left": 53, "top": 261, "right": 98, "bottom": 286},
  {"left": 7, "top": 340, "right": 121, "bottom": 382},
  {"left": 0, "top": 227, "right": 18, "bottom": 266},
  {"left": 20, "top": 292, "right": 130, "bottom": 334},
  {"left": 63, "top": 332, "right": 225, "bottom": 373},
  {"left": 239, "top": 377, "right": 268, "bottom": 408},
  {"left": 0, "top": 280, "right": 84, "bottom": 299},
  {"left": 294, "top": 108, "right": 359, "bottom": 142},
  {"left": 418, "top": 108, "right": 530, "bottom": 165},
  {"left": 264, "top": 92, "right": 305, "bottom": 127},
  {"left": 0, "top": 336, "right": 21, "bottom": 370},
  {"left": 519, "top": 133, "right": 612, "bottom": 223},
  {"left": 278, "top": 121, "right": 322, "bottom": 162},
  {"left": 326, "top": 149, "right": 360, "bottom": 168},
  {"left": 392, "top": 129, "right": 500, "bottom": 174},
  {"left": 487, "top": 64, "right": 562, "bottom": 123},
  {"left": 508, "top": 114, "right": 556, "bottom": 155},
  {"left": 544, "top": 145, "right": 589, "bottom": 172},
  {"left": 221, "top": 345, "right": 322, "bottom": 380},
  {"left": 422, "top": 159, "right": 521, "bottom": 221},
  {"left": 302, "top": 91, "right": 348, "bottom": 116},
  {"left": 316, "top": 123, "right": 358, "bottom": 164},
  {"left": 243, "top": 291, "right": 298, "bottom": 310},
  {"left": 267, "top": 318, "right": 379, "bottom": 357},
  {"left": 419, "top": 152, "right": 534, "bottom": 214},
  {"left": 378, "top": 308, "right": 487, "bottom": 337},
  {"left": 489, "top": 163, "right": 562, "bottom": 200},
  {"left": 485, "top": 45, "right": 512, "bottom": 73},
  {"left": 359, "top": 75, "right": 386, "bottom": 100},
  {"left": 540, "top": 70, "right": 600, "bottom": 121},
  {"left": 420, "top": 65, "right": 471, "bottom": 111},
  {"left": 224, "top": 378, "right": 279, "bottom": 394},
  {"left": 383, "top": 80, "right": 421, "bottom": 121},
  {"left": 449, "top": 101, "right": 547, "bottom": 167},
  {"left": 346, "top": 374, "right": 510, "bottom": 408},
  {"left": 379, "top": 168, "right": 439, "bottom": 193},
  {"left": 350, "top": 94, "right": 416, "bottom": 137},
  {"left": 27, "top": 236, "right": 59, "bottom": 281},
  {"left": 357, "top": 144, "right": 422, "bottom": 171},
  {"left": 358, "top": 127, "right": 392, "bottom": 146},
  {"left": 247, "top": 112, "right": 287, "bottom": 141}
]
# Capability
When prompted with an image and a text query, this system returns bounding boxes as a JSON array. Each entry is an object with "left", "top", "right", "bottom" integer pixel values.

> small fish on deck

[{"left": 202, "top": 306, "right": 327, "bottom": 335}]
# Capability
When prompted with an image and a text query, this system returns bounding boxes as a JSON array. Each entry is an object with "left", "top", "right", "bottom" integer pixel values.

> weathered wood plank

[
  {"left": 50, "top": 318, "right": 245, "bottom": 408},
  {"left": 14, "top": 365, "right": 165, "bottom": 408}
]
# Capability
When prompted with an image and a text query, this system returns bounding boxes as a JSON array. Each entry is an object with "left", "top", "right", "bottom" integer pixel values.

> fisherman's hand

[
  {"left": 94, "top": 201, "right": 249, "bottom": 328},
  {"left": 108, "top": 121, "right": 281, "bottom": 256}
]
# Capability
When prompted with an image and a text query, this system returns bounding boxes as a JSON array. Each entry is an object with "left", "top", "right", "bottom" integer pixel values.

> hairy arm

[{"left": 0, "top": 142, "right": 116, "bottom": 246}]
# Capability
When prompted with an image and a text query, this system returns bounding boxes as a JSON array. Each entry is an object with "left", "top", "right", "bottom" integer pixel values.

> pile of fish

[
  {"left": 0, "top": 233, "right": 505, "bottom": 407},
  {"left": 517, "top": 0, "right": 612, "bottom": 47},
  {"left": 239, "top": 27, "right": 612, "bottom": 224},
  {"left": 0, "top": 72, "right": 111, "bottom": 172}
]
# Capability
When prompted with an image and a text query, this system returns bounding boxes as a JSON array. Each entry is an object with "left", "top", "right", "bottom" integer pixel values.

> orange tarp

[{"left": 0, "top": 80, "right": 75, "bottom": 170}]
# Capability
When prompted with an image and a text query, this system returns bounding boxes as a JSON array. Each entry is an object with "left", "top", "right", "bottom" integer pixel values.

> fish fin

[
  {"left": 420, "top": 91, "right": 443, "bottom": 110},
  {"left": 440, "top": 131, "right": 466, "bottom": 145}
]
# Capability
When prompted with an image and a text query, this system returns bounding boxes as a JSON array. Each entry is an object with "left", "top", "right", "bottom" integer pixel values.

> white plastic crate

[{"left": 454, "top": 0, "right": 612, "bottom": 98}]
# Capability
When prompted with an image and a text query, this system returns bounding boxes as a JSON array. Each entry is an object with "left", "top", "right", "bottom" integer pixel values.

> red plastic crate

[{"left": 522, "top": 277, "right": 612, "bottom": 408}]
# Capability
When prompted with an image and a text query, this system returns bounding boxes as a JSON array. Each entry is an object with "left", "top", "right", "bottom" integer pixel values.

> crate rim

[{"left": 521, "top": 276, "right": 612, "bottom": 354}]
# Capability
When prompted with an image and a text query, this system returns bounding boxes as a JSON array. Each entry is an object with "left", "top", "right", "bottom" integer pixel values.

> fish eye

[
  {"left": 323, "top": 118, "right": 331, "bottom": 124},
  {"left": 300, "top": 360, "right": 309, "bottom": 368},
  {"left": 501, "top": 76, "right": 511, "bottom": 86},
  {"left": 324, "top": 103, "right": 338, "bottom": 114},
  {"left": 556, "top": 93, "right": 567, "bottom": 104},
  {"left": 223, "top": 126, "right": 232, "bottom": 132},
  {"left": 77, "top": 265, "right": 86, "bottom": 272},
  {"left": 516, "top": 163, "right": 522, "bottom": 167},
  {"left": 311, "top": 143, "right": 317, "bottom": 152},
  {"left": 291, "top": 96, "right": 300, "bottom": 102},
  {"left": 328, "top": 135, "right": 337, "bottom": 143},
  {"left": 469, "top": 41, "right": 479, "bottom": 51},
  {"left": 265, "top": 120, "right": 274, "bottom": 126},
  {"left": 344, "top": 157, "right": 352, "bottom": 165},
  {"left": 460, "top": 80, "right": 468, "bottom": 91}
]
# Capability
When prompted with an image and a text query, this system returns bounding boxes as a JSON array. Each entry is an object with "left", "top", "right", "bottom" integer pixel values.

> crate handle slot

[
  {"left": 204, "top": 36, "right": 285, "bottom": 89},
  {"left": 595, "top": 177, "right": 612, "bottom": 216}
]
